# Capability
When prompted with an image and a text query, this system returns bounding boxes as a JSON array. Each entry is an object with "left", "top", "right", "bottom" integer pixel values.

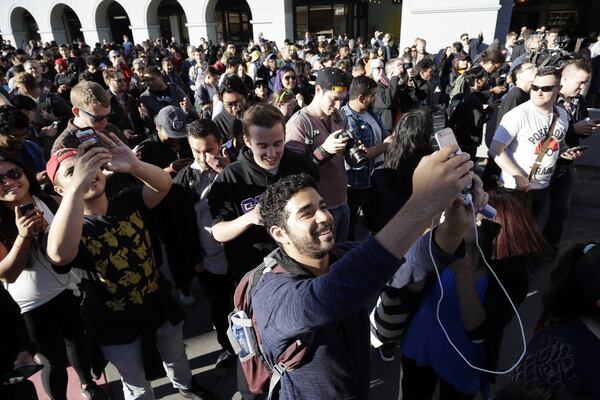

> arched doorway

[
  {"left": 49, "top": 4, "right": 83, "bottom": 45},
  {"left": 9, "top": 7, "right": 41, "bottom": 47},
  {"left": 95, "top": 1, "right": 133, "bottom": 44},
  {"left": 213, "top": 0, "right": 253, "bottom": 44},
  {"left": 147, "top": 0, "right": 189, "bottom": 44}
]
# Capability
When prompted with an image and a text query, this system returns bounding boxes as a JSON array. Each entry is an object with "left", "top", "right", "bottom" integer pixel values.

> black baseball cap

[
  {"left": 315, "top": 67, "right": 349, "bottom": 92},
  {"left": 156, "top": 106, "right": 188, "bottom": 139}
]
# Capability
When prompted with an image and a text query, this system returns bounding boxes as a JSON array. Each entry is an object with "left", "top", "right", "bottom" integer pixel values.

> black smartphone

[
  {"left": 18, "top": 202, "right": 35, "bottom": 215},
  {"left": 74, "top": 128, "right": 102, "bottom": 148},
  {"left": 566, "top": 145, "right": 589, "bottom": 153},
  {"left": 2, "top": 364, "right": 44, "bottom": 384}
]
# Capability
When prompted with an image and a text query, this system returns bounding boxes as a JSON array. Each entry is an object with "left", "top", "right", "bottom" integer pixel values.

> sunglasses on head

[
  {"left": 0, "top": 167, "right": 23, "bottom": 182},
  {"left": 79, "top": 108, "right": 110, "bottom": 122},
  {"left": 531, "top": 84, "right": 557, "bottom": 92}
]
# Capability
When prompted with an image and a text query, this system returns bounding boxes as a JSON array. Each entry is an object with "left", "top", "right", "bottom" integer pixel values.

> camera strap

[{"left": 528, "top": 108, "right": 559, "bottom": 181}]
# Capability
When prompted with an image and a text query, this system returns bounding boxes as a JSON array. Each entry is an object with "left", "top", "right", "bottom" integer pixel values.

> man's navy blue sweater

[{"left": 252, "top": 233, "right": 461, "bottom": 399}]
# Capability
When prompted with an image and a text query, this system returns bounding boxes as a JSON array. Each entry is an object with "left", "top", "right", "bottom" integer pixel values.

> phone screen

[{"left": 75, "top": 128, "right": 101, "bottom": 148}]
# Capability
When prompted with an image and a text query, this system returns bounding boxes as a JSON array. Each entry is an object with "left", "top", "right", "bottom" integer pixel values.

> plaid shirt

[{"left": 341, "top": 105, "right": 386, "bottom": 188}]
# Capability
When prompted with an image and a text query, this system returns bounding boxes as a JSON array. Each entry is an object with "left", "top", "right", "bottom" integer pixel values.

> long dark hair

[
  {"left": 383, "top": 110, "right": 434, "bottom": 188},
  {"left": 535, "top": 240, "right": 600, "bottom": 332},
  {"left": 0, "top": 155, "right": 43, "bottom": 247}
]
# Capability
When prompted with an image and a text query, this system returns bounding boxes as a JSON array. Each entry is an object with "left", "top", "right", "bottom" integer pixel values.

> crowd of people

[{"left": 0, "top": 25, "right": 599, "bottom": 400}]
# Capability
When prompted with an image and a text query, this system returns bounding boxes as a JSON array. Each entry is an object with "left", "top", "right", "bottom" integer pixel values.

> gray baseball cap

[{"left": 156, "top": 106, "right": 188, "bottom": 139}]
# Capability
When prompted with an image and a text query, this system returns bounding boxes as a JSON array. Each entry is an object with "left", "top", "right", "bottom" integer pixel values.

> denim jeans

[
  {"left": 543, "top": 163, "right": 577, "bottom": 247},
  {"left": 329, "top": 203, "right": 350, "bottom": 243},
  {"left": 101, "top": 321, "right": 192, "bottom": 400}
]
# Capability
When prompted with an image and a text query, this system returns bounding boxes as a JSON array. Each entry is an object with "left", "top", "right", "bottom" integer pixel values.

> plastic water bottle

[{"left": 233, "top": 323, "right": 251, "bottom": 358}]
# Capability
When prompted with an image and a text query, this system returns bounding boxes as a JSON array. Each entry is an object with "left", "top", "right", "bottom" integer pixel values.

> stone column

[
  {"left": 129, "top": 25, "right": 161, "bottom": 43},
  {"left": 399, "top": 0, "right": 508, "bottom": 54}
]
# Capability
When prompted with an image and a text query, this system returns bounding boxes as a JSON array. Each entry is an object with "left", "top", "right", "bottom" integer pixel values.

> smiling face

[
  {"left": 281, "top": 71, "right": 296, "bottom": 90},
  {"left": 277, "top": 187, "right": 335, "bottom": 258},
  {"left": 243, "top": 122, "right": 285, "bottom": 171},
  {"left": 0, "top": 161, "right": 30, "bottom": 205}
]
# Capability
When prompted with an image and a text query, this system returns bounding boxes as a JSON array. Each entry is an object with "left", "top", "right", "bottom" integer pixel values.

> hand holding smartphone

[{"left": 434, "top": 128, "right": 496, "bottom": 219}]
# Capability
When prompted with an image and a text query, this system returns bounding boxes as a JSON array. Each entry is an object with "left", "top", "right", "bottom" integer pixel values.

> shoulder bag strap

[{"left": 528, "top": 109, "right": 560, "bottom": 181}]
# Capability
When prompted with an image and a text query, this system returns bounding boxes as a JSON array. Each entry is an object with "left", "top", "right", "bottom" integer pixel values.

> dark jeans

[
  {"left": 197, "top": 270, "right": 234, "bottom": 352},
  {"left": 347, "top": 187, "right": 371, "bottom": 241},
  {"left": 543, "top": 163, "right": 577, "bottom": 247},
  {"left": 22, "top": 290, "right": 93, "bottom": 400},
  {"left": 401, "top": 357, "right": 476, "bottom": 400},
  {"left": 0, "top": 379, "right": 38, "bottom": 400}
]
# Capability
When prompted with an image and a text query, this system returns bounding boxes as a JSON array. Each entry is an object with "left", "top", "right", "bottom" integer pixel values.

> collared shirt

[
  {"left": 188, "top": 162, "right": 228, "bottom": 275},
  {"left": 341, "top": 105, "right": 386, "bottom": 188}
]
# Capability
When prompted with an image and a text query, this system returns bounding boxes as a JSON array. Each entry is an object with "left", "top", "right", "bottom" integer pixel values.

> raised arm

[
  {"left": 98, "top": 131, "right": 172, "bottom": 209},
  {"left": 47, "top": 144, "right": 112, "bottom": 265}
]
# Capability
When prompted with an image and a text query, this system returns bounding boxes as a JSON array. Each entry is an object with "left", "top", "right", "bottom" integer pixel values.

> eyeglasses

[
  {"left": 531, "top": 84, "right": 558, "bottom": 93},
  {"left": 223, "top": 98, "right": 246, "bottom": 111},
  {"left": 79, "top": 108, "right": 110, "bottom": 122},
  {"left": 0, "top": 167, "right": 23, "bottom": 183}
]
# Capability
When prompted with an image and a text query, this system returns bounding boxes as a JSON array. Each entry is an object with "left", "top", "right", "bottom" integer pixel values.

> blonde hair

[
  {"left": 14, "top": 73, "right": 38, "bottom": 92},
  {"left": 271, "top": 89, "right": 295, "bottom": 107},
  {"left": 70, "top": 80, "right": 110, "bottom": 109}
]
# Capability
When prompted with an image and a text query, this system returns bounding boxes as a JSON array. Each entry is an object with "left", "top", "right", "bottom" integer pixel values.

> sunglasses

[
  {"left": 531, "top": 84, "right": 557, "bottom": 93},
  {"left": 79, "top": 108, "right": 110, "bottom": 122},
  {"left": 283, "top": 75, "right": 296, "bottom": 81},
  {"left": 0, "top": 167, "right": 23, "bottom": 182}
]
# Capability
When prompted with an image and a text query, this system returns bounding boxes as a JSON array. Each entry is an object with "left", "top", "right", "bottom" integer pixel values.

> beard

[{"left": 286, "top": 222, "right": 334, "bottom": 259}]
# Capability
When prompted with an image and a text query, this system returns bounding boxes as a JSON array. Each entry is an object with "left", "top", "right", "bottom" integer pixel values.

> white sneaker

[{"left": 177, "top": 290, "right": 196, "bottom": 306}]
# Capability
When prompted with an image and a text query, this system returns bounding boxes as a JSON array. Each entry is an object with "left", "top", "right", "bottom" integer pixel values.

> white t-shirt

[
  {"left": 493, "top": 100, "right": 568, "bottom": 190},
  {"left": 4, "top": 197, "right": 81, "bottom": 313}
]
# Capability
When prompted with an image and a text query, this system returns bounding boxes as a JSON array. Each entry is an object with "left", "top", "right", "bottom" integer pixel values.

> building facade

[{"left": 1, "top": 0, "right": 598, "bottom": 54}]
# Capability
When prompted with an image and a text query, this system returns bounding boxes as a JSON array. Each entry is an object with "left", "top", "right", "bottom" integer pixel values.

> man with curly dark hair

[{"left": 250, "top": 143, "right": 489, "bottom": 399}]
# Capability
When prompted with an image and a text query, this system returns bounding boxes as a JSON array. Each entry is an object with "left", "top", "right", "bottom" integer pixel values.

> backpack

[{"left": 227, "top": 249, "right": 313, "bottom": 399}]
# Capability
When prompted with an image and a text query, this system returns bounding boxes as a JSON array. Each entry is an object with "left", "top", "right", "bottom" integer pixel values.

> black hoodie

[{"left": 208, "top": 147, "right": 318, "bottom": 281}]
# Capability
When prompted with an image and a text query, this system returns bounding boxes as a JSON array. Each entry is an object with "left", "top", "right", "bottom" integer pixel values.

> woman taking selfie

[{"left": 0, "top": 155, "right": 105, "bottom": 400}]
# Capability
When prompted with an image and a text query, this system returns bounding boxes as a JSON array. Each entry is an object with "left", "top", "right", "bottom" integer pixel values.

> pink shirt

[{"left": 285, "top": 110, "right": 349, "bottom": 208}]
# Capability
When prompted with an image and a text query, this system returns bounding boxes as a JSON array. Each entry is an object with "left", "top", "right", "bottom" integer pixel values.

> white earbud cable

[{"left": 427, "top": 202, "right": 527, "bottom": 375}]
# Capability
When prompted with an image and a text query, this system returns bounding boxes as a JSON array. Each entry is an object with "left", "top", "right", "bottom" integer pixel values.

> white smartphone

[{"left": 434, "top": 128, "right": 462, "bottom": 155}]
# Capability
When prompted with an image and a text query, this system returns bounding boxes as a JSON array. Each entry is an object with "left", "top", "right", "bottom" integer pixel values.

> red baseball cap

[
  {"left": 46, "top": 148, "right": 78, "bottom": 185},
  {"left": 54, "top": 58, "right": 68, "bottom": 67}
]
